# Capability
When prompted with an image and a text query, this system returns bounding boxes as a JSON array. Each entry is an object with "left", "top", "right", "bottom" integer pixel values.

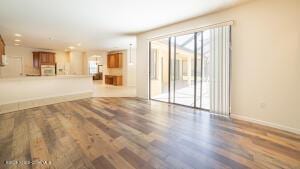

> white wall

[{"left": 137, "top": 0, "right": 300, "bottom": 132}]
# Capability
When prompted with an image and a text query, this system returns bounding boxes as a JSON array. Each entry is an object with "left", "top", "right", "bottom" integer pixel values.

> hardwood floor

[{"left": 0, "top": 97, "right": 299, "bottom": 169}]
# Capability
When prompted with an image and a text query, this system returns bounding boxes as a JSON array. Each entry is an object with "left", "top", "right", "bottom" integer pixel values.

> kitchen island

[{"left": 0, "top": 75, "right": 93, "bottom": 114}]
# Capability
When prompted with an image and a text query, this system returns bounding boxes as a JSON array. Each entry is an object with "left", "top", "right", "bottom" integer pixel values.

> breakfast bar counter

[{"left": 0, "top": 75, "right": 93, "bottom": 113}]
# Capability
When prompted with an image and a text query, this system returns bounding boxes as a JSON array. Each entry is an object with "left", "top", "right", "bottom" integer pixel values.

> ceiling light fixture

[
  {"left": 14, "top": 43, "right": 20, "bottom": 46},
  {"left": 77, "top": 43, "right": 81, "bottom": 46},
  {"left": 69, "top": 46, "right": 75, "bottom": 49},
  {"left": 14, "top": 33, "right": 22, "bottom": 37},
  {"left": 14, "top": 39, "right": 21, "bottom": 42}
]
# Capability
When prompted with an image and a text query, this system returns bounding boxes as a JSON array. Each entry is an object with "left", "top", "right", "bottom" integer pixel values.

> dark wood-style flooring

[{"left": 0, "top": 97, "right": 299, "bottom": 169}]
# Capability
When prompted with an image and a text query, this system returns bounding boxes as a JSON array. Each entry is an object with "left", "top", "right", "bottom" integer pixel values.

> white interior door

[{"left": 1, "top": 56, "right": 23, "bottom": 77}]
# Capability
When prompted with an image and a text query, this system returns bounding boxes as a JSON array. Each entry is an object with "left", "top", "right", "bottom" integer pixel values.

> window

[{"left": 89, "top": 61, "right": 97, "bottom": 75}]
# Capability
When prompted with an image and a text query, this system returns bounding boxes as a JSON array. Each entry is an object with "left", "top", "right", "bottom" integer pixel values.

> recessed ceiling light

[
  {"left": 14, "top": 39, "right": 21, "bottom": 42},
  {"left": 14, "top": 33, "right": 22, "bottom": 37},
  {"left": 77, "top": 43, "right": 81, "bottom": 46},
  {"left": 69, "top": 46, "right": 75, "bottom": 49},
  {"left": 14, "top": 43, "right": 20, "bottom": 46}
]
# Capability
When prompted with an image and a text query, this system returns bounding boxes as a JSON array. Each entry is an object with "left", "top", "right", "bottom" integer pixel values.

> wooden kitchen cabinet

[
  {"left": 33, "top": 52, "right": 56, "bottom": 68},
  {"left": 33, "top": 54, "right": 40, "bottom": 68},
  {"left": 107, "top": 53, "right": 122, "bottom": 68},
  {"left": 113, "top": 76, "right": 122, "bottom": 86},
  {"left": 105, "top": 75, "right": 122, "bottom": 86},
  {"left": 0, "top": 34, "right": 5, "bottom": 65}
]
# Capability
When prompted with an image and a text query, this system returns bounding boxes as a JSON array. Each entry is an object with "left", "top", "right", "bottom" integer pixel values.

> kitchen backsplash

[
  {"left": 107, "top": 68, "right": 122, "bottom": 76},
  {"left": 24, "top": 65, "right": 40, "bottom": 75}
]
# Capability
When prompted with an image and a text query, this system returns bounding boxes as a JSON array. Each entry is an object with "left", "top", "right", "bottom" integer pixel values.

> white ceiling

[{"left": 0, "top": 0, "right": 248, "bottom": 51}]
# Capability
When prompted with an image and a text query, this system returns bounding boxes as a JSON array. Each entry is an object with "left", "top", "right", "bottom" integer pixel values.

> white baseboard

[
  {"left": 230, "top": 114, "right": 300, "bottom": 135},
  {"left": 0, "top": 91, "right": 93, "bottom": 114}
]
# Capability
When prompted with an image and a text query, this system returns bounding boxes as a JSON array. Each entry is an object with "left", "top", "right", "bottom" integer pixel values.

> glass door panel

[
  {"left": 170, "top": 37, "right": 175, "bottom": 103},
  {"left": 149, "top": 31, "right": 212, "bottom": 111},
  {"left": 195, "top": 32, "right": 202, "bottom": 108},
  {"left": 196, "top": 30, "right": 210, "bottom": 109},
  {"left": 150, "top": 38, "right": 169, "bottom": 102},
  {"left": 202, "top": 30, "right": 211, "bottom": 110},
  {"left": 173, "top": 33, "right": 195, "bottom": 106}
]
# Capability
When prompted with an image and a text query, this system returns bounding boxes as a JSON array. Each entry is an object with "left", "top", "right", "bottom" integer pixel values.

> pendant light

[{"left": 129, "top": 44, "right": 134, "bottom": 65}]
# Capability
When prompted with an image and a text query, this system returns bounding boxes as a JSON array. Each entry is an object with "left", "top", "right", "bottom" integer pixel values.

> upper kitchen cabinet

[
  {"left": 0, "top": 35, "right": 5, "bottom": 65},
  {"left": 33, "top": 52, "right": 55, "bottom": 68},
  {"left": 107, "top": 53, "right": 122, "bottom": 68}
]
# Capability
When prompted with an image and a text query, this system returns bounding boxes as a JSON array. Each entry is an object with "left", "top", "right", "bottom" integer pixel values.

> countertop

[{"left": 0, "top": 75, "right": 92, "bottom": 81}]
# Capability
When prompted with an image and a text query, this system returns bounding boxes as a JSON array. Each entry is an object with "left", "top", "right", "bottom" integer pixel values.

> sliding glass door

[
  {"left": 172, "top": 33, "right": 195, "bottom": 106},
  {"left": 150, "top": 38, "right": 169, "bottom": 102},
  {"left": 149, "top": 25, "right": 231, "bottom": 115},
  {"left": 150, "top": 33, "right": 207, "bottom": 108},
  {"left": 196, "top": 30, "right": 210, "bottom": 110},
  {"left": 195, "top": 32, "right": 203, "bottom": 109}
]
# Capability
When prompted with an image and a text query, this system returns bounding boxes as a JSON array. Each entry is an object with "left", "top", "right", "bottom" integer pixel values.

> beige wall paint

[
  {"left": 84, "top": 51, "right": 107, "bottom": 77},
  {"left": 127, "top": 48, "right": 136, "bottom": 87},
  {"left": 137, "top": 0, "right": 300, "bottom": 132},
  {"left": 0, "top": 76, "right": 93, "bottom": 105},
  {"left": 82, "top": 52, "right": 88, "bottom": 75},
  {"left": 1, "top": 46, "right": 90, "bottom": 76},
  {"left": 85, "top": 50, "right": 107, "bottom": 75},
  {"left": 121, "top": 50, "right": 128, "bottom": 85},
  {"left": 1, "top": 46, "right": 68, "bottom": 75},
  {"left": 85, "top": 49, "right": 136, "bottom": 86},
  {"left": 108, "top": 49, "right": 137, "bottom": 87},
  {"left": 69, "top": 51, "right": 84, "bottom": 75},
  {"left": 107, "top": 50, "right": 125, "bottom": 76}
]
